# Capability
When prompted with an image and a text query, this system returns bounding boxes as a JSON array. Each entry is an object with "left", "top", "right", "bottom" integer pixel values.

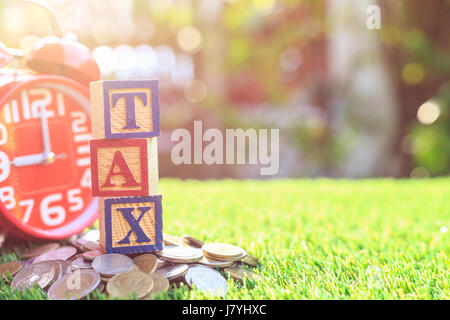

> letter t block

[{"left": 90, "top": 80, "right": 160, "bottom": 139}]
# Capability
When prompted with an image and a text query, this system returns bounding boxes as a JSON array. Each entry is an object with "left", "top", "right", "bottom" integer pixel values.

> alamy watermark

[
  {"left": 366, "top": 4, "right": 381, "bottom": 30},
  {"left": 171, "top": 121, "right": 279, "bottom": 176}
]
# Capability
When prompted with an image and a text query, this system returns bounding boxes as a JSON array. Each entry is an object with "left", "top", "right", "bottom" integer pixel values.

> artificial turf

[{"left": 1, "top": 178, "right": 449, "bottom": 299}]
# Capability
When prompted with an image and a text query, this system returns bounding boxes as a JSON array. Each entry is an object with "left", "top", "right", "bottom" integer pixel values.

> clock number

[
  {"left": 20, "top": 199, "right": 34, "bottom": 224},
  {"left": 71, "top": 111, "right": 88, "bottom": 133},
  {"left": 0, "top": 123, "right": 7, "bottom": 145},
  {"left": 0, "top": 151, "right": 10, "bottom": 183},
  {"left": 68, "top": 188, "right": 83, "bottom": 212},
  {"left": 0, "top": 186, "right": 15, "bottom": 209},
  {"left": 81, "top": 168, "right": 91, "bottom": 188},
  {"left": 40, "top": 193, "right": 66, "bottom": 226}
]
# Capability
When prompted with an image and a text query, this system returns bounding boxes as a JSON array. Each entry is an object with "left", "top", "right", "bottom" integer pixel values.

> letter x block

[
  {"left": 99, "top": 196, "right": 163, "bottom": 254},
  {"left": 90, "top": 138, "right": 158, "bottom": 196},
  {"left": 90, "top": 80, "right": 160, "bottom": 139}
]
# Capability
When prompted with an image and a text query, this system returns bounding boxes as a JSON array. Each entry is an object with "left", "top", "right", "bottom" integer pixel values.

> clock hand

[
  {"left": 39, "top": 106, "right": 52, "bottom": 156},
  {"left": 11, "top": 153, "right": 46, "bottom": 167},
  {"left": 11, "top": 152, "right": 67, "bottom": 167}
]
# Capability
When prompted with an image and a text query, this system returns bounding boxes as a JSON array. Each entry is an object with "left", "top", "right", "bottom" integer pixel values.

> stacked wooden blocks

[{"left": 89, "top": 80, "right": 163, "bottom": 254}]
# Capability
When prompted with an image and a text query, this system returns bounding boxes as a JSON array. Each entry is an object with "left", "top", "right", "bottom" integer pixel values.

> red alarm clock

[{"left": 0, "top": 0, "right": 100, "bottom": 239}]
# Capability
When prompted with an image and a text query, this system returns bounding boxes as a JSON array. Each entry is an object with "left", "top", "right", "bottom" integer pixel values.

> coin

[
  {"left": 156, "top": 246, "right": 203, "bottom": 263},
  {"left": 57, "top": 260, "right": 72, "bottom": 275},
  {"left": 224, "top": 265, "right": 257, "bottom": 282},
  {"left": 155, "top": 264, "right": 188, "bottom": 280},
  {"left": 204, "top": 250, "right": 246, "bottom": 262},
  {"left": 156, "top": 258, "right": 167, "bottom": 269},
  {"left": 71, "top": 257, "right": 92, "bottom": 269},
  {"left": 11, "top": 261, "right": 56, "bottom": 290},
  {"left": 33, "top": 246, "right": 77, "bottom": 263},
  {"left": 82, "top": 250, "right": 103, "bottom": 261},
  {"left": 92, "top": 254, "right": 134, "bottom": 277},
  {"left": 181, "top": 235, "right": 204, "bottom": 248},
  {"left": 146, "top": 273, "right": 169, "bottom": 299},
  {"left": 82, "top": 241, "right": 102, "bottom": 252},
  {"left": 0, "top": 261, "right": 22, "bottom": 280},
  {"left": 49, "top": 260, "right": 64, "bottom": 282},
  {"left": 21, "top": 243, "right": 60, "bottom": 259},
  {"left": 132, "top": 254, "right": 158, "bottom": 273},
  {"left": 163, "top": 233, "right": 181, "bottom": 246},
  {"left": 47, "top": 269, "right": 101, "bottom": 300},
  {"left": 96, "top": 281, "right": 105, "bottom": 293},
  {"left": 202, "top": 243, "right": 246, "bottom": 261},
  {"left": 185, "top": 264, "right": 228, "bottom": 297},
  {"left": 106, "top": 271, "right": 153, "bottom": 299},
  {"left": 199, "top": 256, "right": 234, "bottom": 268},
  {"left": 242, "top": 254, "right": 259, "bottom": 267}
]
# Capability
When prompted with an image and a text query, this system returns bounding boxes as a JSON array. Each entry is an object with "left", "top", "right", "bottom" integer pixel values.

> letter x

[{"left": 117, "top": 206, "right": 152, "bottom": 244}]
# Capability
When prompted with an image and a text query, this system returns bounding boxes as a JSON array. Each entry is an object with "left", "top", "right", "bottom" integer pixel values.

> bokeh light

[
  {"left": 184, "top": 79, "right": 208, "bottom": 103},
  {"left": 402, "top": 62, "right": 425, "bottom": 85},
  {"left": 417, "top": 100, "right": 440, "bottom": 125},
  {"left": 115, "top": 44, "right": 137, "bottom": 78},
  {"left": 93, "top": 45, "right": 118, "bottom": 76},
  {"left": 176, "top": 26, "right": 203, "bottom": 54},
  {"left": 410, "top": 167, "right": 430, "bottom": 178}
]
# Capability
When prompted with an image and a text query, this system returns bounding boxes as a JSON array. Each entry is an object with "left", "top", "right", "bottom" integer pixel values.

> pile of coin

[{"left": 0, "top": 231, "right": 260, "bottom": 299}]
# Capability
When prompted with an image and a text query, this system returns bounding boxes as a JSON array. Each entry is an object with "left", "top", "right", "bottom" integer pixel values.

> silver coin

[
  {"left": 155, "top": 264, "right": 188, "bottom": 280},
  {"left": 11, "top": 261, "right": 56, "bottom": 290},
  {"left": 155, "top": 246, "right": 203, "bottom": 263},
  {"left": 92, "top": 254, "right": 134, "bottom": 277},
  {"left": 71, "top": 257, "right": 92, "bottom": 269},
  {"left": 185, "top": 264, "right": 228, "bottom": 297}
]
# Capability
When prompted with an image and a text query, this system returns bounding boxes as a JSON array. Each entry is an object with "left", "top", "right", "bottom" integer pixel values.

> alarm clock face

[{"left": 0, "top": 76, "right": 97, "bottom": 239}]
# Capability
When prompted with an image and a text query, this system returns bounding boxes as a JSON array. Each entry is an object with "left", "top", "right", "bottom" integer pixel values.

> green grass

[{"left": 1, "top": 178, "right": 449, "bottom": 300}]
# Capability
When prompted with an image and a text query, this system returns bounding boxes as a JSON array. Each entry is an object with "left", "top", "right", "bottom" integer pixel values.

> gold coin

[
  {"left": 11, "top": 261, "right": 56, "bottom": 290},
  {"left": 242, "top": 254, "right": 259, "bottom": 267},
  {"left": 203, "top": 250, "right": 246, "bottom": 262},
  {"left": 202, "top": 243, "right": 246, "bottom": 261},
  {"left": 224, "top": 265, "right": 257, "bottom": 282},
  {"left": 21, "top": 243, "right": 60, "bottom": 259},
  {"left": 163, "top": 233, "right": 181, "bottom": 246},
  {"left": 107, "top": 271, "right": 153, "bottom": 299},
  {"left": 181, "top": 235, "right": 204, "bottom": 248},
  {"left": 146, "top": 273, "right": 169, "bottom": 299},
  {"left": 132, "top": 254, "right": 158, "bottom": 273},
  {"left": 199, "top": 256, "right": 234, "bottom": 268},
  {"left": 156, "top": 246, "right": 203, "bottom": 263},
  {"left": 0, "top": 261, "right": 22, "bottom": 280}
]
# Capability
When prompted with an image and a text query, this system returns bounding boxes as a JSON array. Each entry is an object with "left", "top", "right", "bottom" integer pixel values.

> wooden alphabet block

[
  {"left": 99, "top": 196, "right": 163, "bottom": 254},
  {"left": 90, "top": 138, "right": 158, "bottom": 197},
  {"left": 90, "top": 80, "right": 160, "bottom": 139}
]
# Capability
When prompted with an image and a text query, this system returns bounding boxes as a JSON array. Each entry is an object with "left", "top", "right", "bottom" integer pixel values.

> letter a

[{"left": 101, "top": 151, "right": 140, "bottom": 187}]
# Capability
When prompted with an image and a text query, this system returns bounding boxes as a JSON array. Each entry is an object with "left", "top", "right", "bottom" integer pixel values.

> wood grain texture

[
  {"left": 90, "top": 138, "right": 156, "bottom": 197},
  {"left": 89, "top": 80, "right": 160, "bottom": 139},
  {"left": 100, "top": 196, "right": 163, "bottom": 254}
]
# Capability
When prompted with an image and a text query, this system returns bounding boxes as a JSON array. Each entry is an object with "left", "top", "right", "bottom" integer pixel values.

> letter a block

[
  {"left": 90, "top": 80, "right": 160, "bottom": 139},
  {"left": 99, "top": 196, "right": 163, "bottom": 254},
  {"left": 90, "top": 138, "right": 158, "bottom": 196}
]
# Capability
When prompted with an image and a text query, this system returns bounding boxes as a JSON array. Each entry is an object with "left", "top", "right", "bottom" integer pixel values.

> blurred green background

[{"left": 0, "top": 0, "right": 449, "bottom": 179}]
